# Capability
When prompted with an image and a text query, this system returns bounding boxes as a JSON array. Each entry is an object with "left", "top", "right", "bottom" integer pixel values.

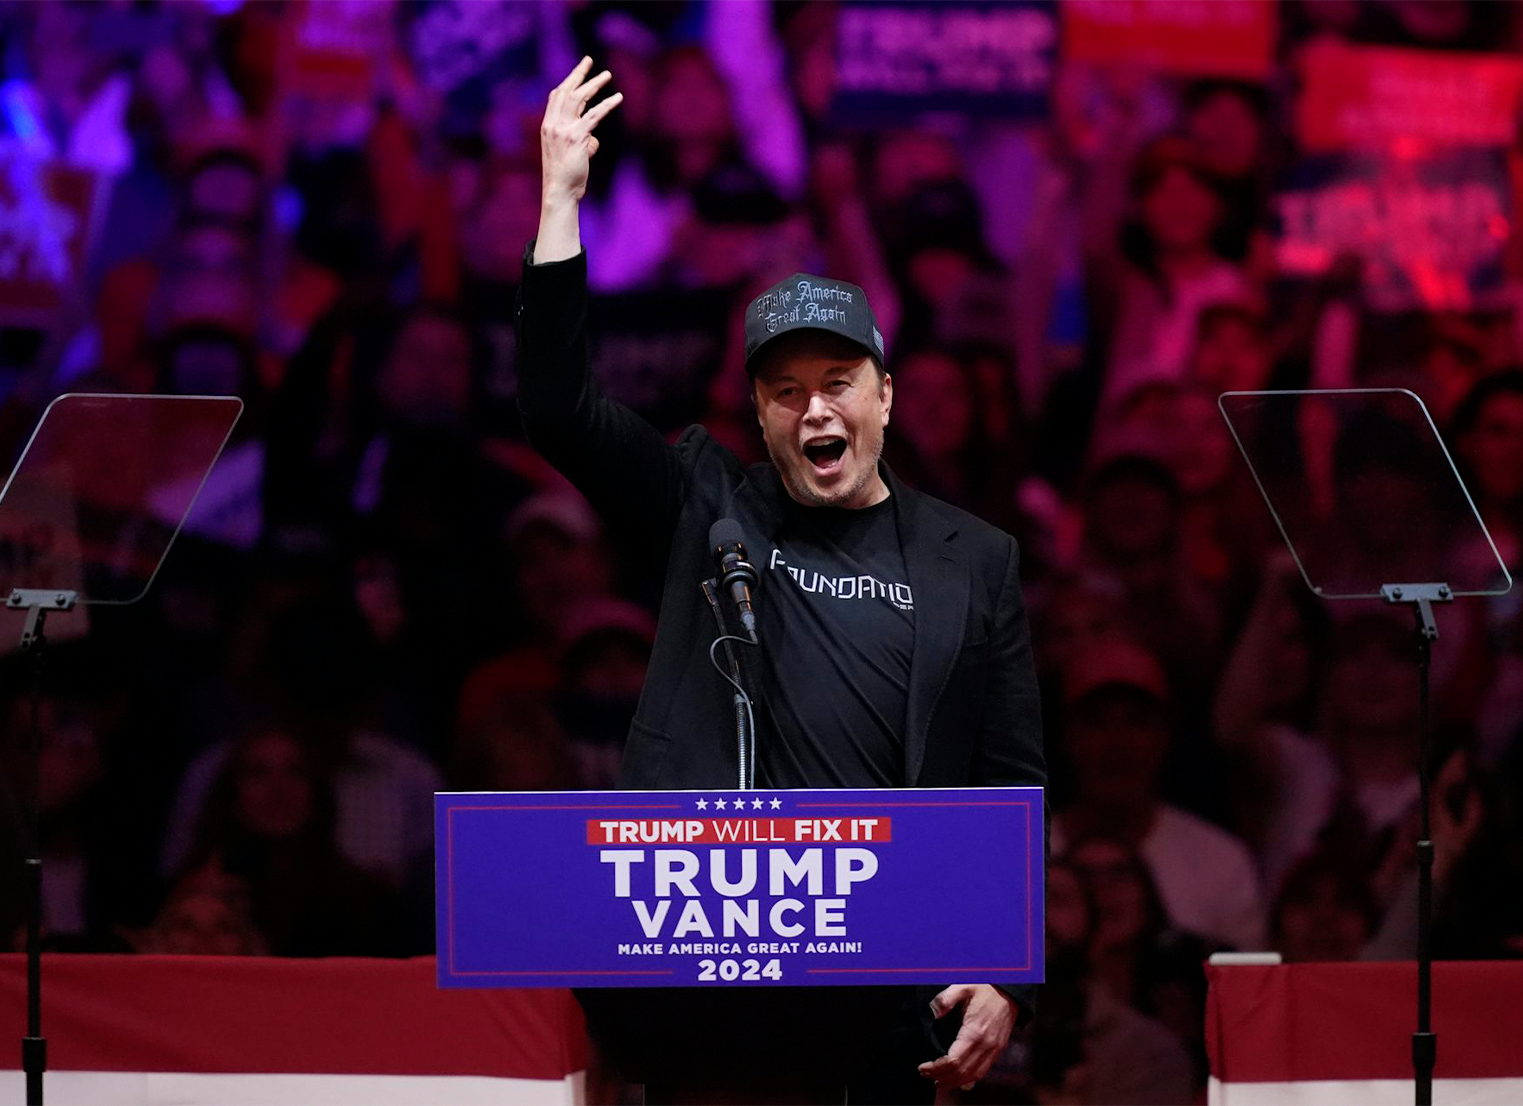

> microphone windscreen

[{"left": 709, "top": 518, "right": 746, "bottom": 551}]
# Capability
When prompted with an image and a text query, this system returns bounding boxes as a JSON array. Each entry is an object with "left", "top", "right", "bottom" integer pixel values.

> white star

[
  {"left": 695, "top": 798, "right": 709, "bottom": 810},
  {"left": 769, "top": 797, "right": 782, "bottom": 810},
  {"left": 715, "top": 798, "right": 728, "bottom": 810}
]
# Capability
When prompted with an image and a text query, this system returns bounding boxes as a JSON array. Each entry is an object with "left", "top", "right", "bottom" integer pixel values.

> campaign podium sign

[{"left": 436, "top": 786, "right": 1044, "bottom": 989}]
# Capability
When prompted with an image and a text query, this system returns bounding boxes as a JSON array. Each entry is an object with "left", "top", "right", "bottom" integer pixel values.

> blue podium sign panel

[{"left": 436, "top": 787, "right": 1044, "bottom": 989}]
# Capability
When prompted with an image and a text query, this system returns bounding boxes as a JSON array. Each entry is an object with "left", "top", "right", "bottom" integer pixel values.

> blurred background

[{"left": 0, "top": 1, "right": 1522, "bottom": 1102}]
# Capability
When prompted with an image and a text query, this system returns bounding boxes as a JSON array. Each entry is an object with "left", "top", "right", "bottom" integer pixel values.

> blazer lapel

[{"left": 890, "top": 467, "right": 969, "bottom": 787}]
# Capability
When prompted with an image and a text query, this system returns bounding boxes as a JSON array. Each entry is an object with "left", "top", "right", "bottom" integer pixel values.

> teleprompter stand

[
  {"left": 1380, "top": 583, "right": 1451, "bottom": 1106},
  {"left": 11, "top": 589, "right": 74, "bottom": 1106},
  {"left": 0, "top": 393, "right": 242, "bottom": 1105},
  {"left": 1220, "top": 389, "right": 1512, "bottom": 1106}
]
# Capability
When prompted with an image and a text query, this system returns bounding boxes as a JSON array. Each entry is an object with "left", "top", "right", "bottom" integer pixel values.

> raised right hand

[{"left": 540, "top": 57, "right": 622, "bottom": 206}]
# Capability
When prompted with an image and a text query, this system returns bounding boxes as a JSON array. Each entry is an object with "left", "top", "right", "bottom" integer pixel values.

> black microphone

[{"left": 709, "top": 518, "right": 759, "bottom": 641}]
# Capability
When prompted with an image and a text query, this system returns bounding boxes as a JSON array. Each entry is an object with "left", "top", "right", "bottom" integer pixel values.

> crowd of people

[{"left": 2, "top": 1, "right": 1523, "bottom": 1103}]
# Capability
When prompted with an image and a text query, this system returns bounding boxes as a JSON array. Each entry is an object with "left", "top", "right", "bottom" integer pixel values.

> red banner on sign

[
  {"left": 1297, "top": 42, "right": 1523, "bottom": 154},
  {"left": 586, "top": 817, "right": 894, "bottom": 845},
  {"left": 1061, "top": 0, "right": 1275, "bottom": 80}
]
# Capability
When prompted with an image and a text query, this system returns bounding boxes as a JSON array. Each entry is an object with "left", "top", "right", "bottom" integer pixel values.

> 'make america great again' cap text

[{"left": 743, "top": 273, "right": 885, "bottom": 375}]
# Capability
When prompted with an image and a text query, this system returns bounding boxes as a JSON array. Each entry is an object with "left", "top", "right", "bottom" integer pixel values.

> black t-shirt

[{"left": 752, "top": 495, "right": 915, "bottom": 789}]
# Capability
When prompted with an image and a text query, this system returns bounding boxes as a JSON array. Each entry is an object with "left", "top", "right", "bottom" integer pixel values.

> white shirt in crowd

[
  {"left": 1255, "top": 722, "right": 1420, "bottom": 895},
  {"left": 1054, "top": 804, "right": 1269, "bottom": 953}
]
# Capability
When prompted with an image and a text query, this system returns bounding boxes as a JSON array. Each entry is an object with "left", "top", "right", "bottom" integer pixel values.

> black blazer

[{"left": 517, "top": 247, "right": 1045, "bottom": 1046}]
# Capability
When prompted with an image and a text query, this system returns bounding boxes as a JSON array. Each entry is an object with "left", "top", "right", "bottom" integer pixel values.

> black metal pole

[
  {"left": 21, "top": 607, "right": 48, "bottom": 1106},
  {"left": 1381, "top": 586, "right": 1446, "bottom": 1106},
  {"left": 1413, "top": 626, "right": 1435, "bottom": 1106}
]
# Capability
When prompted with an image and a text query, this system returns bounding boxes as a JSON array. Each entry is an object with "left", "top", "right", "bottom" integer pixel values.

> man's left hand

[{"left": 917, "top": 984, "right": 1018, "bottom": 1090}]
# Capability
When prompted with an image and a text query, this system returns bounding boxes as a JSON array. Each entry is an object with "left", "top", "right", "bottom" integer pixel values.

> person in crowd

[
  {"left": 774, "top": 0, "right": 838, "bottom": 131},
  {"left": 1180, "top": 81, "right": 1276, "bottom": 272},
  {"left": 448, "top": 688, "right": 571, "bottom": 795},
  {"left": 135, "top": 868, "right": 268, "bottom": 957},
  {"left": 503, "top": 489, "right": 618, "bottom": 644},
  {"left": 1450, "top": 369, "right": 1523, "bottom": 575},
  {"left": 1097, "top": 136, "right": 1256, "bottom": 409},
  {"left": 968, "top": 859, "right": 1195, "bottom": 1106},
  {"left": 666, "top": 160, "right": 808, "bottom": 293},
  {"left": 1053, "top": 637, "right": 1267, "bottom": 953},
  {"left": 579, "top": 45, "right": 746, "bottom": 291},
  {"left": 1187, "top": 301, "right": 1275, "bottom": 393},
  {"left": 173, "top": 725, "right": 397, "bottom": 957},
  {"left": 451, "top": 488, "right": 635, "bottom": 766},
  {"left": 1063, "top": 839, "right": 1211, "bottom": 1094},
  {"left": 0, "top": 688, "right": 135, "bottom": 951},
  {"left": 1273, "top": 741, "right": 1493, "bottom": 962},
  {"left": 1271, "top": 848, "right": 1380, "bottom": 963},
  {"left": 1075, "top": 453, "right": 1224, "bottom": 704},
  {"left": 160, "top": 594, "right": 440, "bottom": 888},
  {"left": 1031, "top": 573, "right": 1131, "bottom": 686},
  {"left": 1214, "top": 607, "right": 1434, "bottom": 896},
  {"left": 884, "top": 344, "right": 1002, "bottom": 519},
  {"left": 1098, "top": 381, "right": 1254, "bottom": 594},
  {"left": 554, "top": 598, "right": 656, "bottom": 791},
  {"left": 885, "top": 179, "right": 1010, "bottom": 353}
]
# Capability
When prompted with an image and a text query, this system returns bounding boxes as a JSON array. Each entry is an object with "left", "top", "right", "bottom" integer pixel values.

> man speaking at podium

[{"left": 517, "top": 59, "right": 1044, "bottom": 1104}]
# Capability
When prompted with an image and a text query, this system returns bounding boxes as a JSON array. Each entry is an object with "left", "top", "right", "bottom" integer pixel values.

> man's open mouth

[{"left": 803, "top": 437, "right": 847, "bottom": 473}]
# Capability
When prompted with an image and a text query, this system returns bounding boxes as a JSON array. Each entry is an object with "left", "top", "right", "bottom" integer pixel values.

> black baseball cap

[{"left": 744, "top": 273, "right": 885, "bottom": 376}]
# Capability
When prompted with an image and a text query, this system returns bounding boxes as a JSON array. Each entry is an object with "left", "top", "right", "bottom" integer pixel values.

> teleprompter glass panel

[
  {"left": 1217, "top": 389, "right": 1510, "bottom": 599},
  {"left": 0, "top": 393, "right": 243, "bottom": 604}
]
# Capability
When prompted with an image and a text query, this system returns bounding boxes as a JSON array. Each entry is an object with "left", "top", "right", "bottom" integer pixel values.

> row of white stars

[{"left": 695, "top": 796, "right": 783, "bottom": 811}]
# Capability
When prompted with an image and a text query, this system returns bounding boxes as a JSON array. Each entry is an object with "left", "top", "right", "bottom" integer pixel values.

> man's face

[{"left": 753, "top": 349, "right": 892, "bottom": 509}]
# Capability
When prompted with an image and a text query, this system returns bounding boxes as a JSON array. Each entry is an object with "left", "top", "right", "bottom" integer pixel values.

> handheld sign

[
  {"left": 437, "top": 786, "right": 1044, "bottom": 988},
  {"left": 1062, "top": 0, "right": 1277, "bottom": 81},
  {"left": 1274, "top": 148, "right": 1512, "bottom": 313},
  {"left": 1296, "top": 43, "right": 1523, "bottom": 154},
  {"left": 832, "top": 1, "right": 1057, "bottom": 123}
]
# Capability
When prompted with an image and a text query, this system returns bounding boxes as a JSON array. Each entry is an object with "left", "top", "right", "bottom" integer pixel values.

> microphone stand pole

[{"left": 701, "top": 580, "right": 758, "bottom": 789}]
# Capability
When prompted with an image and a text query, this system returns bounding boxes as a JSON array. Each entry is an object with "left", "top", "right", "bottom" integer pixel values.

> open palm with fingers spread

[
  {"left": 534, "top": 58, "right": 622, "bottom": 264},
  {"left": 537, "top": 57, "right": 622, "bottom": 236}
]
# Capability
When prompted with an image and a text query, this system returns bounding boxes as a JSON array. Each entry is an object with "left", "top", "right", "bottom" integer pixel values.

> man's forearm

[
  {"left": 515, "top": 244, "right": 687, "bottom": 553},
  {"left": 534, "top": 195, "right": 581, "bottom": 264}
]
